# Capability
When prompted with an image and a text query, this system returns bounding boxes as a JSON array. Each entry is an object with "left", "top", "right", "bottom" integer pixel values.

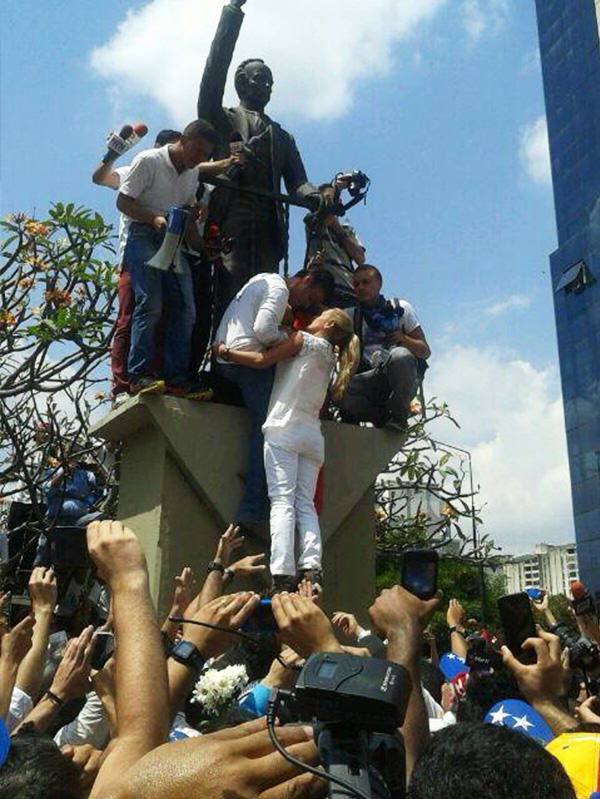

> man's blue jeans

[
  {"left": 125, "top": 223, "right": 196, "bottom": 384},
  {"left": 217, "top": 363, "right": 274, "bottom": 524}
]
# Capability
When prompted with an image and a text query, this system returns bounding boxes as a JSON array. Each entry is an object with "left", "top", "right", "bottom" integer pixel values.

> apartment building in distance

[{"left": 500, "top": 543, "right": 579, "bottom": 596}]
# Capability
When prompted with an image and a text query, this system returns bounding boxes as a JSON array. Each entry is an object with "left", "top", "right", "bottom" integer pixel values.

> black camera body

[
  {"left": 552, "top": 621, "right": 600, "bottom": 671},
  {"left": 336, "top": 170, "right": 370, "bottom": 198},
  {"left": 292, "top": 653, "right": 410, "bottom": 734},
  {"left": 272, "top": 653, "right": 410, "bottom": 798}
]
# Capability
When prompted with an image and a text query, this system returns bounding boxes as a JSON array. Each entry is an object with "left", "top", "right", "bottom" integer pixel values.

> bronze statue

[{"left": 198, "top": 0, "right": 319, "bottom": 314}]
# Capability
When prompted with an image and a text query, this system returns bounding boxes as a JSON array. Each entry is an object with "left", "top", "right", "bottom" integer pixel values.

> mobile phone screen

[
  {"left": 401, "top": 551, "right": 438, "bottom": 600},
  {"left": 91, "top": 632, "right": 114, "bottom": 670},
  {"left": 497, "top": 593, "right": 537, "bottom": 664}
]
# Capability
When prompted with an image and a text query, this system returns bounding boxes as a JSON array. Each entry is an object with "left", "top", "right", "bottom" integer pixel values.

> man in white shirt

[
  {"left": 92, "top": 128, "right": 182, "bottom": 400},
  {"left": 117, "top": 119, "right": 217, "bottom": 394},
  {"left": 215, "top": 269, "right": 334, "bottom": 525},
  {"left": 338, "top": 264, "right": 431, "bottom": 429}
]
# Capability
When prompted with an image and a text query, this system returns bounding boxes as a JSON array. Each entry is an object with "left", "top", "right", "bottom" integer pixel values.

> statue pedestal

[{"left": 92, "top": 396, "right": 402, "bottom": 620}]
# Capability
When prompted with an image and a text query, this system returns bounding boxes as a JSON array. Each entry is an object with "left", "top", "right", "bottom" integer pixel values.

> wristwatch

[
  {"left": 170, "top": 640, "right": 206, "bottom": 679},
  {"left": 449, "top": 626, "right": 465, "bottom": 636},
  {"left": 207, "top": 560, "right": 225, "bottom": 574}
]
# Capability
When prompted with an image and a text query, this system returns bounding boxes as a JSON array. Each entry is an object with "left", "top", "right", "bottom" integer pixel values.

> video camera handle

[{"left": 266, "top": 690, "right": 372, "bottom": 799}]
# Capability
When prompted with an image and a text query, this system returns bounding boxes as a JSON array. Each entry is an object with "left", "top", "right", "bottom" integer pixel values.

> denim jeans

[
  {"left": 125, "top": 223, "right": 196, "bottom": 384},
  {"left": 217, "top": 363, "right": 274, "bottom": 524}
]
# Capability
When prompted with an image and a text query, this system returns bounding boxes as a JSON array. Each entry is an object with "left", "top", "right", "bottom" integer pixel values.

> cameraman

[
  {"left": 305, "top": 178, "right": 366, "bottom": 309},
  {"left": 337, "top": 264, "right": 430, "bottom": 429}
]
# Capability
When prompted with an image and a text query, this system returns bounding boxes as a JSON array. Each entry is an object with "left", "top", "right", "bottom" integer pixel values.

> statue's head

[{"left": 234, "top": 59, "right": 273, "bottom": 110}]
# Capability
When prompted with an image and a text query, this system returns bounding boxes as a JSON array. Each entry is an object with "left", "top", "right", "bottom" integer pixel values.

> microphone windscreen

[
  {"left": 118, "top": 124, "right": 133, "bottom": 141},
  {"left": 570, "top": 581, "right": 586, "bottom": 599},
  {"left": 133, "top": 122, "right": 148, "bottom": 138}
]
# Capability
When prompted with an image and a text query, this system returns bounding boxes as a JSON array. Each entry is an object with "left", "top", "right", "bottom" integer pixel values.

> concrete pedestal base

[{"left": 92, "top": 396, "right": 402, "bottom": 619}]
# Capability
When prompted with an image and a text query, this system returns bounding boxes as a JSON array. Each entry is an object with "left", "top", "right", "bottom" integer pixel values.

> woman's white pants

[{"left": 264, "top": 438, "right": 322, "bottom": 577}]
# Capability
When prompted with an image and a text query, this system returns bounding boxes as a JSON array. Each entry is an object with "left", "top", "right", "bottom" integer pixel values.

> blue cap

[
  {"left": 440, "top": 652, "right": 470, "bottom": 680},
  {"left": 484, "top": 699, "right": 553, "bottom": 745}
]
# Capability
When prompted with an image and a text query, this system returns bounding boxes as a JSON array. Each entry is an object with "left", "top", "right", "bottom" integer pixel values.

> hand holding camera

[{"left": 182, "top": 592, "right": 259, "bottom": 659}]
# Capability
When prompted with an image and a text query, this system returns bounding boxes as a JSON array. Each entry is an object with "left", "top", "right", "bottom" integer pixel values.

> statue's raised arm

[{"left": 197, "top": 1, "right": 245, "bottom": 126}]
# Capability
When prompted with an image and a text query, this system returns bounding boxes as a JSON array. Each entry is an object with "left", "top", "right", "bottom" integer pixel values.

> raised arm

[
  {"left": 215, "top": 332, "right": 302, "bottom": 369},
  {"left": 87, "top": 520, "right": 169, "bottom": 799},
  {"left": 15, "top": 567, "right": 57, "bottom": 701},
  {"left": 197, "top": 2, "right": 245, "bottom": 123}
]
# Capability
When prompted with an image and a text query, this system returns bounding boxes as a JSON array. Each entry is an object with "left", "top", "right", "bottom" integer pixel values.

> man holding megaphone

[{"left": 117, "top": 119, "right": 218, "bottom": 396}]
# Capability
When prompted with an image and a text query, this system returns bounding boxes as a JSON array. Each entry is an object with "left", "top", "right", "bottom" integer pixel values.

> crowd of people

[{"left": 0, "top": 519, "right": 598, "bottom": 797}]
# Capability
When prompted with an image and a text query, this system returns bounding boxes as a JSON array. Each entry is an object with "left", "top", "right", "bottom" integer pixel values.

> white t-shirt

[
  {"left": 345, "top": 299, "right": 420, "bottom": 365},
  {"left": 263, "top": 332, "right": 336, "bottom": 461},
  {"left": 215, "top": 273, "right": 289, "bottom": 360},
  {"left": 111, "top": 165, "right": 130, "bottom": 264},
  {"left": 119, "top": 145, "right": 200, "bottom": 244}
]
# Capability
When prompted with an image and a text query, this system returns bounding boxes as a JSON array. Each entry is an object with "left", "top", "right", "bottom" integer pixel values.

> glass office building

[{"left": 534, "top": 1, "right": 600, "bottom": 592}]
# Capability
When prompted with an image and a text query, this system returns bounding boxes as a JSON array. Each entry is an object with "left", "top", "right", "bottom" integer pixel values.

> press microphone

[
  {"left": 102, "top": 122, "right": 148, "bottom": 163},
  {"left": 570, "top": 580, "right": 596, "bottom": 616},
  {"left": 224, "top": 131, "right": 245, "bottom": 180}
]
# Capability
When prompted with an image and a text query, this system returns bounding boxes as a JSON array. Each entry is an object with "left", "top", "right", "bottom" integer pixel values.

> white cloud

[
  {"left": 519, "top": 115, "right": 552, "bottom": 186},
  {"left": 461, "top": 0, "right": 510, "bottom": 42},
  {"left": 485, "top": 294, "right": 531, "bottom": 316},
  {"left": 428, "top": 344, "right": 574, "bottom": 554},
  {"left": 89, "top": 0, "right": 446, "bottom": 124}
]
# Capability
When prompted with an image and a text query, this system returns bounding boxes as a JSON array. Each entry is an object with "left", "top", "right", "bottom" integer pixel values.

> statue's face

[{"left": 239, "top": 61, "right": 273, "bottom": 109}]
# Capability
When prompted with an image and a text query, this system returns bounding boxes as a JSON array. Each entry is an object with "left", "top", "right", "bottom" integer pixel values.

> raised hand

[
  {"left": 331, "top": 611, "right": 364, "bottom": 640},
  {"left": 446, "top": 598, "right": 466, "bottom": 629},
  {"left": 501, "top": 627, "right": 567, "bottom": 704},
  {"left": 172, "top": 567, "right": 195, "bottom": 614},
  {"left": 182, "top": 592, "right": 259, "bottom": 659},
  {"left": 28, "top": 566, "right": 58, "bottom": 612},
  {"left": 228, "top": 553, "right": 267, "bottom": 578},
  {"left": 1, "top": 614, "right": 34, "bottom": 667},
  {"left": 272, "top": 592, "right": 342, "bottom": 658},
  {"left": 86, "top": 520, "right": 147, "bottom": 587},
  {"left": 297, "top": 578, "right": 323, "bottom": 608},
  {"left": 215, "top": 523, "right": 245, "bottom": 566},
  {"left": 49, "top": 626, "right": 95, "bottom": 702}
]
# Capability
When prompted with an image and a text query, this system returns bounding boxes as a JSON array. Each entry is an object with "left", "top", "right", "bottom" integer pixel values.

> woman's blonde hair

[{"left": 322, "top": 309, "right": 360, "bottom": 400}]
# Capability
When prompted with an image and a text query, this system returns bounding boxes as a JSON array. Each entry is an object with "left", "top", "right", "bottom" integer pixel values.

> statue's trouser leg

[{"left": 214, "top": 229, "right": 281, "bottom": 322}]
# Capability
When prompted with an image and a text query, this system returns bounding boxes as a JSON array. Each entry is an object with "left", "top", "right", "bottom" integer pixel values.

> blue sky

[{"left": 1, "top": 0, "right": 574, "bottom": 554}]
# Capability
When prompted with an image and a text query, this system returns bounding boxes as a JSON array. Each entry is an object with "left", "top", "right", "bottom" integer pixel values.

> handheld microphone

[
  {"left": 132, "top": 122, "right": 148, "bottom": 139},
  {"left": 570, "top": 581, "right": 596, "bottom": 616},
  {"left": 102, "top": 122, "right": 148, "bottom": 163}
]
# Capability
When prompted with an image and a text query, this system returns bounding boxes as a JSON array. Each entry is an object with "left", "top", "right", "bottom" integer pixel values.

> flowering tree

[
  {"left": 0, "top": 205, "right": 118, "bottom": 571},
  {"left": 375, "top": 397, "right": 495, "bottom": 565}
]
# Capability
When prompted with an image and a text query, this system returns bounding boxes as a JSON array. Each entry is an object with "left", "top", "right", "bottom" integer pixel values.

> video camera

[
  {"left": 335, "top": 171, "right": 371, "bottom": 199},
  {"left": 268, "top": 652, "right": 410, "bottom": 799},
  {"left": 551, "top": 621, "right": 600, "bottom": 671}
]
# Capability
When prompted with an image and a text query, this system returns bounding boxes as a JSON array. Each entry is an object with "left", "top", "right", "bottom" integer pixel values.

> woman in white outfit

[{"left": 214, "top": 308, "right": 359, "bottom": 590}]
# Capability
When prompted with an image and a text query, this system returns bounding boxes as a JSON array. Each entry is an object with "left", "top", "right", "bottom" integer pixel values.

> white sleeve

[
  {"left": 6, "top": 686, "right": 33, "bottom": 732},
  {"left": 53, "top": 691, "right": 110, "bottom": 750},
  {"left": 119, "top": 153, "right": 155, "bottom": 200},
  {"left": 421, "top": 685, "right": 444, "bottom": 720},
  {"left": 111, "top": 166, "right": 131, "bottom": 191},
  {"left": 399, "top": 300, "right": 420, "bottom": 334},
  {"left": 253, "top": 280, "right": 289, "bottom": 346}
]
